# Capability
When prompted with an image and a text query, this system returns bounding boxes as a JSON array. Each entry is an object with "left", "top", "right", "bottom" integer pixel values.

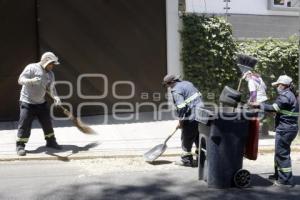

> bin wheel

[{"left": 233, "top": 169, "right": 251, "bottom": 188}]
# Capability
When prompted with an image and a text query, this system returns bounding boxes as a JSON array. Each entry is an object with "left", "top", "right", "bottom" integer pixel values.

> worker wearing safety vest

[
  {"left": 163, "top": 74, "right": 204, "bottom": 167},
  {"left": 250, "top": 75, "right": 299, "bottom": 187}
]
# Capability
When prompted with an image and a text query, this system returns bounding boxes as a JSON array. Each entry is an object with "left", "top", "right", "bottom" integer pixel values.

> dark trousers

[
  {"left": 274, "top": 130, "right": 298, "bottom": 185},
  {"left": 17, "top": 102, "right": 55, "bottom": 147},
  {"left": 181, "top": 120, "right": 199, "bottom": 153}
]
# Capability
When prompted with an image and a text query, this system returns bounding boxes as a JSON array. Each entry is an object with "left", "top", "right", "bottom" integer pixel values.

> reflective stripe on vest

[
  {"left": 279, "top": 110, "right": 299, "bottom": 117},
  {"left": 273, "top": 103, "right": 299, "bottom": 117},
  {"left": 177, "top": 92, "right": 201, "bottom": 109}
]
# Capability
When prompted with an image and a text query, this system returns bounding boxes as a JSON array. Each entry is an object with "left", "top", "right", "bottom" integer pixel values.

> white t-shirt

[{"left": 248, "top": 76, "right": 268, "bottom": 103}]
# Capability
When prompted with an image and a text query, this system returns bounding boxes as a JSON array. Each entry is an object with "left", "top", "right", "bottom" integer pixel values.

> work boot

[
  {"left": 16, "top": 145, "right": 26, "bottom": 156},
  {"left": 175, "top": 154, "right": 193, "bottom": 167},
  {"left": 273, "top": 180, "right": 295, "bottom": 188},
  {"left": 46, "top": 139, "right": 62, "bottom": 150}
]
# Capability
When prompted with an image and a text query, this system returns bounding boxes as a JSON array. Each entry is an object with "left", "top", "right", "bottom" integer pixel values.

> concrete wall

[
  {"left": 228, "top": 14, "right": 300, "bottom": 38},
  {"left": 185, "top": 0, "right": 299, "bottom": 39},
  {"left": 166, "top": 0, "right": 182, "bottom": 76},
  {"left": 186, "top": 0, "right": 299, "bottom": 16}
]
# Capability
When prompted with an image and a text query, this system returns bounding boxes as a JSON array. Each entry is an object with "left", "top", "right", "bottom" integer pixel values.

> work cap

[
  {"left": 162, "top": 74, "right": 180, "bottom": 86},
  {"left": 271, "top": 75, "right": 292, "bottom": 86},
  {"left": 40, "top": 52, "right": 60, "bottom": 68}
]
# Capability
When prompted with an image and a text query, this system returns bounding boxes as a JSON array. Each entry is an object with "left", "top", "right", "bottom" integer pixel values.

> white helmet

[{"left": 40, "top": 52, "right": 60, "bottom": 68}]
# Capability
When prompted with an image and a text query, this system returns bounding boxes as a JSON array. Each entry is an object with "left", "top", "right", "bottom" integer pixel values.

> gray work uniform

[
  {"left": 171, "top": 80, "right": 204, "bottom": 154},
  {"left": 17, "top": 63, "right": 57, "bottom": 147},
  {"left": 19, "top": 63, "right": 56, "bottom": 104},
  {"left": 262, "top": 88, "right": 299, "bottom": 185}
]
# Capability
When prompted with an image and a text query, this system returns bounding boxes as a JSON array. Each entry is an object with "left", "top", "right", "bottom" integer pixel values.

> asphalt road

[{"left": 0, "top": 153, "right": 299, "bottom": 200}]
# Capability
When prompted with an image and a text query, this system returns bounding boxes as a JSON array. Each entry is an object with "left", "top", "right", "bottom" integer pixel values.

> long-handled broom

[
  {"left": 46, "top": 91, "right": 97, "bottom": 134},
  {"left": 236, "top": 54, "right": 258, "bottom": 91}
]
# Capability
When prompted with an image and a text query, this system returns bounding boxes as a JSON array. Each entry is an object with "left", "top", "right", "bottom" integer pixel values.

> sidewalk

[{"left": 0, "top": 113, "right": 299, "bottom": 161}]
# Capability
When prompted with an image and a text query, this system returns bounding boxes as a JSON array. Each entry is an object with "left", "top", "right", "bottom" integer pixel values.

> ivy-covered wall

[
  {"left": 180, "top": 14, "right": 299, "bottom": 102},
  {"left": 181, "top": 14, "right": 238, "bottom": 101},
  {"left": 238, "top": 38, "right": 299, "bottom": 100}
]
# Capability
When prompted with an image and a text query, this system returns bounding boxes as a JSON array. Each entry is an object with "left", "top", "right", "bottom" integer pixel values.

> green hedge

[
  {"left": 237, "top": 37, "right": 299, "bottom": 100},
  {"left": 181, "top": 14, "right": 238, "bottom": 101},
  {"left": 181, "top": 14, "right": 299, "bottom": 102}
]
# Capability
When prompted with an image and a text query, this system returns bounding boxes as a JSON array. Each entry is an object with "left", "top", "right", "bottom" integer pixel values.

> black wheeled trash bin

[{"left": 197, "top": 108, "right": 255, "bottom": 189}]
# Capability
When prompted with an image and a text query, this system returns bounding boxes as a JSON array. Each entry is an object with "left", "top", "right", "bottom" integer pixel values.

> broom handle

[
  {"left": 237, "top": 78, "right": 243, "bottom": 92},
  {"left": 45, "top": 90, "right": 74, "bottom": 119},
  {"left": 163, "top": 127, "right": 179, "bottom": 145}
]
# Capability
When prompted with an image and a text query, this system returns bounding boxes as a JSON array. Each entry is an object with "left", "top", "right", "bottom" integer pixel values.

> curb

[
  {"left": 259, "top": 146, "right": 300, "bottom": 154},
  {"left": 0, "top": 148, "right": 183, "bottom": 162},
  {"left": 1, "top": 145, "right": 299, "bottom": 162}
]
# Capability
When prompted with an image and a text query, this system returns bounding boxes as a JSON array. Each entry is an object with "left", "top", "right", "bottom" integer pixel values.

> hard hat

[
  {"left": 271, "top": 75, "right": 293, "bottom": 86},
  {"left": 40, "top": 52, "right": 60, "bottom": 68}
]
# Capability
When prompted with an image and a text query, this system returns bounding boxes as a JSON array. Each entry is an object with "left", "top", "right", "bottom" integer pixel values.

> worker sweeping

[
  {"left": 163, "top": 74, "right": 204, "bottom": 167},
  {"left": 16, "top": 52, "right": 62, "bottom": 156},
  {"left": 250, "top": 75, "right": 299, "bottom": 187}
]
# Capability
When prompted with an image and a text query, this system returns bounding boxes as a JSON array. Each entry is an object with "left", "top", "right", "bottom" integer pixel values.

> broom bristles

[
  {"left": 59, "top": 105, "right": 97, "bottom": 134},
  {"left": 237, "top": 54, "right": 258, "bottom": 68},
  {"left": 73, "top": 118, "right": 97, "bottom": 134}
]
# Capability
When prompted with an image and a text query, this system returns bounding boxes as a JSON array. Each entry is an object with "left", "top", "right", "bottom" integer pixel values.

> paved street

[{"left": 0, "top": 152, "right": 300, "bottom": 200}]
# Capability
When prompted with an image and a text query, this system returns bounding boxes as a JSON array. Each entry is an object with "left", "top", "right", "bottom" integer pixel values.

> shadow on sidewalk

[
  {"left": 250, "top": 174, "right": 274, "bottom": 187},
  {"left": 26, "top": 142, "right": 100, "bottom": 162}
]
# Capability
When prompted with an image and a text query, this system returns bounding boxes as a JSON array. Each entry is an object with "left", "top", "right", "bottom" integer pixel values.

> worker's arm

[
  {"left": 249, "top": 91, "right": 257, "bottom": 102},
  {"left": 172, "top": 91, "right": 188, "bottom": 119},
  {"left": 18, "top": 66, "right": 41, "bottom": 86},
  {"left": 248, "top": 80, "right": 257, "bottom": 102},
  {"left": 47, "top": 72, "right": 61, "bottom": 106},
  {"left": 259, "top": 95, "right": 289, "bottom": 112}
]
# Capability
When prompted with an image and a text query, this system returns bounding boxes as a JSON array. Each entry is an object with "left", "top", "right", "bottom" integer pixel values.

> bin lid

[{"left": 196, "top": 107, "right": 258, "bottom": 124}]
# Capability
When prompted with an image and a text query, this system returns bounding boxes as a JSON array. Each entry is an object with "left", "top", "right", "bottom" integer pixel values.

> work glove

[
  {"left": 24, "top": 77, "right": 41, "bottom": 85},
  {"left": 53, "top": 96, "right": 62, "bottom": 107}
]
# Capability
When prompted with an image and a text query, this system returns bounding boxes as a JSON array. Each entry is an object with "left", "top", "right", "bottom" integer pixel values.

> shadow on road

[
  {"left": 35, "top": 172, "right": 300, "bottom": 200},
  {"left": 294, "top": 176, "right": 300, "bottom": 186},
  {"left": 146, "top": 160, "right": 173, "bottom": 165},
  {"left": 26, "top": 142, "right": 100, "bottom": 161}
]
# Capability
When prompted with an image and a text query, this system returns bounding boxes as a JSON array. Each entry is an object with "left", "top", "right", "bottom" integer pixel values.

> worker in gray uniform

[
  {"left": 250, "top": 75, "right": 298, "bottom": 187},
  {"left": 16, "top": 52, "right": 62, "bottom": 156},
  {"left": 163, "top": 74, "right": 204, "bottom": 167}
]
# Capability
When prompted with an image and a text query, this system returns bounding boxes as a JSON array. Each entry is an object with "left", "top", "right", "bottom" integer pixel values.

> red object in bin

[{"left": 244, "top": 118, "right": 259, "bottom": 160}]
